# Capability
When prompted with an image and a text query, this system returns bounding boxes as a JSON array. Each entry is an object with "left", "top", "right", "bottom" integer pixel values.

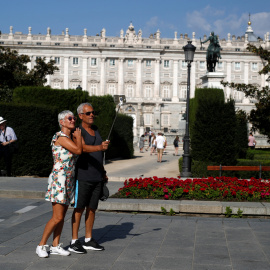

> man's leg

[
  {"left": 71, "top": 208, "right": 84, "bottom": 240},
  {"left": 85, "top": 207, "right": 96, "bottom": 238}
]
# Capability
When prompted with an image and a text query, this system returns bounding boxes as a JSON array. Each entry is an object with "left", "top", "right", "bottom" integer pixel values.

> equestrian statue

[{"left": 201, "top": 31, "right": 222, "bottom": 72}]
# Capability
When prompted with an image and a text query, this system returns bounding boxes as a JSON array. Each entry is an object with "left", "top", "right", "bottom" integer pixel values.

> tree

[
  {"left": 0, "top": 46, "right": 58, "bottom": 101},
  {"left": 221, "top": 44, "right": 270, "bottom": 142}
]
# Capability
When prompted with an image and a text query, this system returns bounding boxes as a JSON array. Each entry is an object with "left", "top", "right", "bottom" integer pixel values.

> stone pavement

[{"left": 0, "top": 146, "right": 270, "bottom": 269}]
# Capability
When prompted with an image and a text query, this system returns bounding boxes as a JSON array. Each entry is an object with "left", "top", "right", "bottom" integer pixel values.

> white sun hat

[{"left": 0, "top": 117, "right": 7, "bottom": 124}]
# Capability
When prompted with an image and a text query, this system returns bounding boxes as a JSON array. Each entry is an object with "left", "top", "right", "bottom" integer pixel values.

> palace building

[{"left": 1, "top": 20, "right": 269, "bottom": 145}]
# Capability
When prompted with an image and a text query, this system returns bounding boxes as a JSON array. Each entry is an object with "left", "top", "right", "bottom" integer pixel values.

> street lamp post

[{"left": 181, "top": 40, "right": 196, "bottom": 177}]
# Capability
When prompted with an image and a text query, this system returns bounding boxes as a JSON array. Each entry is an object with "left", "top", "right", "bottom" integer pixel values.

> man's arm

[{"left": 82, "top": 139, "right": 109, "bottom": 153}]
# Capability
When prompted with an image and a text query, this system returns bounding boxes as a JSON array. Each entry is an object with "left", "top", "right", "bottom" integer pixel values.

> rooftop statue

[{"left": 201, "top": 31, "right": 222, "bottom": 72}]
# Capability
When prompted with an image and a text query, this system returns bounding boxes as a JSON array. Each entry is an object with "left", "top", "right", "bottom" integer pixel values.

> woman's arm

[{"left": 56, "top": 128, "right": 82, "bottom": 155}]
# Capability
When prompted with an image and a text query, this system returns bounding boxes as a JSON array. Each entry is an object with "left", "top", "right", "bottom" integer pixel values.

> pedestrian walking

[{"left": 156, "top": 132, "right": 166, "bottom": 162}]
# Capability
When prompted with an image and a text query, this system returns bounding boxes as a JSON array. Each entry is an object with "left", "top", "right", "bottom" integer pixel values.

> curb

[{"left": 2, "top": 189, "right": 270, "bottom": 217}]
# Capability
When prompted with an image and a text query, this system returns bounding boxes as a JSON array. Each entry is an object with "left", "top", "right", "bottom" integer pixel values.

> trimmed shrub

[
  {"left": 235, "top": 110, "right": 248, "bottom": 159},
  {"left": 0, "top": 102, "right": 59, "bottom": 176},
  {"left": 191, "top": 96, "right": 237, "bottom": 165}
]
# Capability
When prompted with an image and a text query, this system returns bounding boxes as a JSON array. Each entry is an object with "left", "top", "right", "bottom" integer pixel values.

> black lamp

[{"left": 181, "top": 40, "right": 196, "bottom": 177}]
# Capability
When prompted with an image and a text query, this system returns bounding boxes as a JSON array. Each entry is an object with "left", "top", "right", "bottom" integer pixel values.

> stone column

[
  {"left": 82, "top": 58, "right": 88, "bottom": 91},
  {"left": 190, "top": 61, "right": 196, "bottom": 98},
  {"left": 27, "top": 56, "right": 32, "bottom": 71},
  {"left": 118, "top": 58, "right": 124, "bottom": 94},
  {"left": 136, "top": 59, "right": 142, "bottom": 97},
  {"left": 100, "top": 58, "right": 106, "bottom": 95},
  {"left": 27, "top": 27, "right": 32, "bottom": 41},
  {"left": 8, "top": 26, "right": 14, "bottom": 40},
  {"left": 172, "top": 60, "right": 179, "bottom": 102},
  {"left": 45, "top": 57, "right": 51, "bottom": 86},
  {"left": 226, "top": 61, "right": 232, "bottom": 99},
  {"left": 154, "top": 59, "right": 160, "bottom": 98},
  {"left": 243, "top": 62, "right": 250, "bottom": 103},
  {"left": 64, "top": 57, "right": 69, "bottom": 89},
  {"left": 244, "top": 62, "right": 249, "bottom": 84}
]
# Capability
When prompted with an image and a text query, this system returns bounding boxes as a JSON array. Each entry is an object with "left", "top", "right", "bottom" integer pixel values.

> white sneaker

[
  {"left": 36, "top": 245, "right": 49, "bottom": 258},
  {"left": 50, "top": 243, "right": 70, "bottom": 256}
]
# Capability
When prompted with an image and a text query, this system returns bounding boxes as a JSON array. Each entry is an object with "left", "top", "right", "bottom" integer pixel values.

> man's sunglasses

[
  {"left": 67, "top": 116, "right": 77, "bottom": 121},
  {"left": 80, "top": 111, "right": 96, "bottom": 116}
]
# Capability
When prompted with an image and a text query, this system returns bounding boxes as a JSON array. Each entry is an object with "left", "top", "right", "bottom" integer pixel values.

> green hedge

[
  {"left": 13, "top": 86, "right": 134, "bottom": 160},
  {"left": 0, "top": 103, "right": 59, "bottom": 176},
  {"left": 107, "top": 113, "right": 134, "bottom": 159}
]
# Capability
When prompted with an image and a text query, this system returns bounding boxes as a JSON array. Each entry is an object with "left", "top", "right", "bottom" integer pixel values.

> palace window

[
  {"left": 234, "top": 62, "right": 241, "bottom": 70},
  {"left": 91, "top": 58, "right": 97, "bottom": 66},
  {"left": 110, "top": 59, "right": 115, "bottom": 66},
  {"left": 163, "top": 85, "right": 170, "bottom": 98},
  {"left": 89, "top": 84, "right": 97, "bottom": 95},
  {"left": 144, "top": 114, "right": 152, "bottom": 125},
  {"left": 53, "top": 83, "right": 61, "bottom": 89},
  {"left": 199, "top": 61, "right": 206, "bottom": 69},
  {"left": 217, "top": 62, "right": 223, "bottom": 69},
  {"left": 127, "top": 85, "right": 134, "bottom": 97},
  {"left": 128, "top": 60, "right": 133, "bottom": 67},
  {"left": 164, "top": 60, "right": 170, "bottom": 68},
  {"left": 146, "top": 60, "right": 151, "bottom": 67},
  {"left": 182, "top": 61, "right": 187, "bottom": 68},
  {"left": 108, "top": 84, "right": 116, "bottom": 95},
  {"left": 145, "top": 85, "right": 152, "bottom": 98},
  {"left": 162, "top": 114, "right": 169, "bottom": 126},
  {"left": 180, "top": 86, "right": 187, "bottom": 99},
  {"left": 251, "top": 62, "right": 258, "bottom": 71},
  {"left": 54, "top": 57, "right": 60, "bottom": 65},
  {"left": 73, "top": 57, "right": 79, "bottom": 65}
]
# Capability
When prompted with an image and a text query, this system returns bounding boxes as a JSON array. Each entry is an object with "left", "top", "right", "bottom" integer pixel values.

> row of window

[{"left": 52, "top": 57, "right": 258, "bottom": 71}]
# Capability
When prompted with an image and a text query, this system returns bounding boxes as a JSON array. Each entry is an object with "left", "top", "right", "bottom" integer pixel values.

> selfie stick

[{"left": 106, "top": 96, "right": 125, "bottom": 141}]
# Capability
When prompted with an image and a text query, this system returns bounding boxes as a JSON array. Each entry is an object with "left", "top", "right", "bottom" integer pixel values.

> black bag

[{"left": 99, "top": 182, "right": 109, "bottom": 201}]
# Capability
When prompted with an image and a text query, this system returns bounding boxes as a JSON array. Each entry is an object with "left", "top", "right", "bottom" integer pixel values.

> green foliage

[
  {"left": 190, "top": 88, "right": 225, "bottom": 140},
  {"left": 0, "top": 102, "right": 59, "bottom": 176},
  {"left": 235, "top": 110, "right": 248, "bottom": 159},
  {"left": 225, "top": 206, "right": 232, "bottom": 218},
  {"left": 0, "top": 47, "right": 58, "bottom": 93},
  {"left": 161, "top": 207, "right": 167, "bottom": 215},
  {"left": 221, "top": 44, "right": 270, "bottom": 142},
  {"left": 191, "top": 88, "right": 237, "bottom": 165}
]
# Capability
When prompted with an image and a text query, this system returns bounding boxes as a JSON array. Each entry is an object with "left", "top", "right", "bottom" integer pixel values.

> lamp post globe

[{"left": 181, "top": 40, "right": 196, "bottom": 177}]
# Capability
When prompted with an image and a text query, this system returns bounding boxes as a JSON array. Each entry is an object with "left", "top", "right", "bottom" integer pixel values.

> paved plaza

[{"left": 0, "top": 146, "right": 270, "bottom": 269}]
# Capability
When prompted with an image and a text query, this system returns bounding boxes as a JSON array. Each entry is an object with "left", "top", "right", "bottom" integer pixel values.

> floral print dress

[{"left": 45, "top": 131, "right": 77, "bottom": 205}]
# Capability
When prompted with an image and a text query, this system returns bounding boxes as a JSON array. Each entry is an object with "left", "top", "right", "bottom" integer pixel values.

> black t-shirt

[{"left": 76, "top": 125, "right": 104, "bottom": 182}]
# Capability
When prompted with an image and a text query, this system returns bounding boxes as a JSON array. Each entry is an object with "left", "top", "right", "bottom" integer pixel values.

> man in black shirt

[{"left": 69, "top": 103, "right": 109, "bottom": 254}]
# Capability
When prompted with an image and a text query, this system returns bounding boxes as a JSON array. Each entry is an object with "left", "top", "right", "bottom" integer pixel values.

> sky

[{"left": 0, "top": 0, "right": 269, "bottom": 40}]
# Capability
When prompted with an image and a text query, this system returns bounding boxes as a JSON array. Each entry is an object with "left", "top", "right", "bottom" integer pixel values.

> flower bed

[{"left": 114, "top": 177, "right": 270, "bottom": 202}]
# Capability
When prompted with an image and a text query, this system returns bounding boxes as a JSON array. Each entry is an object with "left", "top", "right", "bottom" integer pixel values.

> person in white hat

[{"left": 0, "top": 117, "right": 17, "bottom": 176}]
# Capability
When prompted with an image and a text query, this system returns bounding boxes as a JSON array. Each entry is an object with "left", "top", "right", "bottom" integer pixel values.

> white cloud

[{"left": 187, "top": 8, "right": 270, "bottom": 39}]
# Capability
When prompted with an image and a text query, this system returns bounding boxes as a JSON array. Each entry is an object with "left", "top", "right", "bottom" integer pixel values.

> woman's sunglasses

[{"left": 67, "top": 116, "right": 77, "bottom": 121}]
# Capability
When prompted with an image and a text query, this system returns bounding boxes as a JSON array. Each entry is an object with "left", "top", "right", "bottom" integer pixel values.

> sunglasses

[
  {"left": 67, "top": 116, "right": 77, "bottom": 121},
  {"left": 81, "top": 111, "right": 96, "bottom": 116}
]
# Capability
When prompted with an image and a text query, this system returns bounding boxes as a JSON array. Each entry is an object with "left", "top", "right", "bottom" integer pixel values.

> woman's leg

[
  {"left": 39, "top": 203, "right": 68, "bottom": 246},
  {"left": 52, "top": 204, "right": 69, "bottom": 246}
]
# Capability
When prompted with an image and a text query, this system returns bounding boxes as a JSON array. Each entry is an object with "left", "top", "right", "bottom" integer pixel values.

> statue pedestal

[{"left": 201, "top": 72, "right": 225, "bottom": 89}]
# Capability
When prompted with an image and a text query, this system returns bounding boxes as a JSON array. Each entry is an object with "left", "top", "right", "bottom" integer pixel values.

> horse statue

[{"left": 201, "top": 32, "right": 222, "bottom": 72}]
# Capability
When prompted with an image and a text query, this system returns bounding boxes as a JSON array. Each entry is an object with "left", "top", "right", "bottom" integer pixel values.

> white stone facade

[{"left": 1, "top": 23, "right": 269, "bottom": 145}]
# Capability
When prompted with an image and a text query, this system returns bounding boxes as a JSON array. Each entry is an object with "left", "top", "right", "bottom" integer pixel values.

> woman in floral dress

[{"left": 36, "top": 110, "right": 82, "bottom": 258}]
